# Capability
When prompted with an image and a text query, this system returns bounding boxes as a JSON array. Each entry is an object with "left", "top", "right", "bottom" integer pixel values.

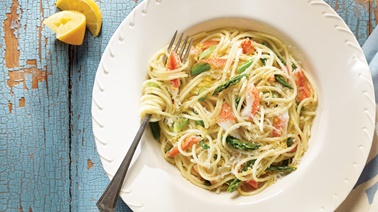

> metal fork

[{"left": 96, "top": 31, "right": 193, "bottom": 212}]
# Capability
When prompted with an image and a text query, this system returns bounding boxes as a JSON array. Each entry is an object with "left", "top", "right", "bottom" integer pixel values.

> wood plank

[
  {"left": 372, "top": 0, "right": 378, "bottom": 31},
  {"left": 0, "top": 0, "right": 70, "bottom": 211},
  {"left": 69, "top": 1, "right": 137, "bottom": 211}
]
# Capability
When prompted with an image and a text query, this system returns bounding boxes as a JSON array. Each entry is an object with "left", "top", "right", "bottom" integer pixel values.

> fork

[{"left": 96, "top": 31, "right": 193, "bottom": 212}]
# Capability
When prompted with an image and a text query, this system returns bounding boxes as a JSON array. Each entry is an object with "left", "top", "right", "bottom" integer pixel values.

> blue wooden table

[{"left": 0, "top": 0, "right": 377, "bottom": 211}]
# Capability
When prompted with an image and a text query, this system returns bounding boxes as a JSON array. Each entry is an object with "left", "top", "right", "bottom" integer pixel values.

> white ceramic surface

[{"left": 92, "top": 0, "right": 376, "bottom": 211}]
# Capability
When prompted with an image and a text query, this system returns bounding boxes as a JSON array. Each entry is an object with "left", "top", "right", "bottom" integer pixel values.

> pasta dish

[{"left": 139, "top": 28, "right": 318, "bottom": 196}]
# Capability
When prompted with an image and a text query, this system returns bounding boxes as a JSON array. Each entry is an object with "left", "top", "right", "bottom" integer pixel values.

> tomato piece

[{"left": 246, "top": 179, "right": 258, "bottom": 189}]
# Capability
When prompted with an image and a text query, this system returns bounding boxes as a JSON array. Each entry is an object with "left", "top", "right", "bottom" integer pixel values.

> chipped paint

[
  {"left": 4, "top": 0, "right": 49, "bottom": 93},
  {"left": 87, "top": 159, "right": 93, "bottom": 170},
  {"left": 19, "top": 97, "right": 25, "bottom": 107},
  {"left": 25, "top": 60, "right": 47, "bottom": 89},
  {"left": 7, "top": 62, "right": 48, "bottom": 91},
  {"left": 355, "top": 0, "right": 369, "bottom": 10},
  {"left": 4, "top": 0, "right": 20, "bottom": 69},
  {"left": 8, "top": 102, "right": 12, "bottom": 113},
  {"left": 38, "top": 0, "right": 44, "bottom": 62}
]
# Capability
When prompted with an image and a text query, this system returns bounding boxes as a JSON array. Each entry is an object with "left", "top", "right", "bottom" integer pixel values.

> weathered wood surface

[{"left": 0, "top": 0, "right": 376, "bottom": 211}]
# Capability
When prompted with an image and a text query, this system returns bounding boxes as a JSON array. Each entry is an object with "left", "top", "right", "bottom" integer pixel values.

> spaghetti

[{"left": 140, "top": 28, "right": 318, "bottom": 195}]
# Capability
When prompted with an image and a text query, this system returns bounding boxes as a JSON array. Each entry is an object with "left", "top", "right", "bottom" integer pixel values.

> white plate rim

[{"left": 92, "top": 0, "right": 376, "bottom": 211}]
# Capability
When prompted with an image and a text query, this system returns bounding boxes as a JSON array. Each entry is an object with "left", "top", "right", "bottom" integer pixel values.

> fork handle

[{"left": 96, "top": 114, "right": 152, "bottom": 212}]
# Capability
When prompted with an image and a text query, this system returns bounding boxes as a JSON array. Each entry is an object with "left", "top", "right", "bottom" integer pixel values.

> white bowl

[{"left": 92, "top": 0, "right": 375, "bottom": 211}]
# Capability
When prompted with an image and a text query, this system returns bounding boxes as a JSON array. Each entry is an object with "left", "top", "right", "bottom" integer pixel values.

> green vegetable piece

[
  {"left": 291, "top": 63, "right": 297, "bottom": 70},
  {"left": 227, "top": 178, "right": 241, "bottom": 192},
  {"left": 146, "top": 82, "right": 159, "bottom": 88},
  {"left": 173, "top": 118, "right": 189, "bottom": 132},
  {"left": 237, "top": 59, "right": 253, "bottom": 73},
  {"left": 266, "top": 166, "right": 296, "bottom": 172},
  {"left": 213, "top": 74, "right": 248, "bottom": 95},
  {"left": 191, "top": 63, "right": 211, "bottom": 76},
  {"left": 198, "top": 87, "right": 208, "bottom": 102},
  {"left": 274, "top": 75, "right": 293, "bottom": 89},
  {"left": 199, "top": 45, "right": 216, "bottom": 60},
  {"left": 195, "top": 120, "right": 205, "bottom": 127},
  {"left": 260, "top": 58, "right": 267, "bottom": 66},
  {"left": 226, "top": 136, "right": 260, "bottom": 151},
  {"left": 286, "top": 137, "right": 293, "bottom": 147},
  {"left": 272, "top": 91, "right": 279, "bottom": 98},
  {"left": 200, "top": 140, "right": 210, "bottom": 149},
  {"left": 149, "top": 122, "right": 160, "bottom": 140},
  {"left": 241, "top": 159, "right": 256, "bottom": 172}
]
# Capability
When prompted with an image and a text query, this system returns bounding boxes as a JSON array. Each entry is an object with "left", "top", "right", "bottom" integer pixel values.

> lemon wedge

[
  {"left": 56, "top": 0, "right": 102, "bottom": 37},
  {"left": 43, "top": 10, "right": 86, "bottom": 45}
]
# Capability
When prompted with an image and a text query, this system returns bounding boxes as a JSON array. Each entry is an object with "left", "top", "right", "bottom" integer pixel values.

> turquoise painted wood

[
  {"left": 69, "top": 1, "right": 139, "bottom": 211},
  {"left": 0, "top": 0, "right": 376, "bottom": 211},
  {"left": 0, "top": 0, "right": 71, "bottom": 211}
]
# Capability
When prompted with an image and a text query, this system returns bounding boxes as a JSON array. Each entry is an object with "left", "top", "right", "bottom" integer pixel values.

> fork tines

[{"left": 167, "top": 30, "right": 193, "bottom": 63}]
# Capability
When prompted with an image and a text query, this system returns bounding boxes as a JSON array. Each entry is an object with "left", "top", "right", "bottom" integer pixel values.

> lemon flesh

[
  {"left": 56, "top": 0, "right": 102, "bottom": 37},
  {"left": 43, "top": 10, "right": 86, "bottom": 45}
]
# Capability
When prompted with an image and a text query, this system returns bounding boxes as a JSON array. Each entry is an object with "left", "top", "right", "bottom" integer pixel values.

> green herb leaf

[
  {"left": 235, "top": 96, "right": 241, "bottom": 107},
  {"left": 274, "top": 75, "right": 293, "bottom": 89},
  {"left": 191, "top": 63, "right": 211, "bottom": 76},
  {"left": 237, "top": 59, "right": 253, "bottom": 73},
  {"left": 213, "top": 74, "right": 248, "bottom": 95},
  {"left": 226, "top": 136, "right": 260, "bottom": 151},
  {"left": 149, "top": 122, "right": 160, "bottom": 140},
  {"left": 227, "top": 178, "right": 241, "bottom": 192},
  {"left": 266, "top": 166, "right": 296, "bottom": 172},
  {"left": 260, "top": 58, "right": 267, "bottom": 66},
  {"left": 291, "top": 63, "right": 297, "bottom": 70},
  {"left": 199, "top": 45, "right": 216, "bottom": 60},
  {"left": 200, "top": 140, "right": 210, "bottom": 149}
]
